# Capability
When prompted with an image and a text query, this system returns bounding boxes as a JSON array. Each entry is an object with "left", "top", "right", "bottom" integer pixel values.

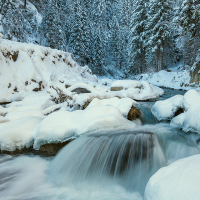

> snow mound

[
  {"left": 168, "top": 90, "right": 200, "bottom": 132},
  {"left": 33, "top": 106, "right": 135, "bottom": 149},
  {"left": 111, "top": 80, "right": 142, "bottom": 89},
  {"left": 183, "top": 89, "right": 200, "bottom": 110},
  {"left": 0, "top": 117, "right": 42, "bottom": 151},
  {"left": 145, "top": 154, "right": 200, "bottom": 200},
  {"left": 0, "top": 39, "right": 97, "bottom": 103},
  {"left": 170, "top": 109, "right": 200, "bottom": 133},
  {"left": 151, "top": 95, "right": 184, "bottom": 121},
  {"left": 87, "top": 97, "right": 138, "bottom": 118}
]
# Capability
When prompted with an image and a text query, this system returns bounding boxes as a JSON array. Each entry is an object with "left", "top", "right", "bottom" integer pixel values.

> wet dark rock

[
  {"left": 0, "top": 140, "right": 73, "bottom": 157},
  {"left": 110, "top": 87, "right": 123, "bottom": 91},
  {"left": 127, "top": 106, "right": 142, "bottom": 120},
  {"left": 13, "top": 87, "right": 18, "bottom": 92},
  {"left": 72, "top": 88, "right": 91, "bottom": 94},
  {"left": 65, "top": 85, "right": 71, "bottom": 88},
  {"left": 2, "top": 51, "right": 19, "bottom": 62},
  {"left": 174, "top": 107, "right": 185, "bottom": 117}
]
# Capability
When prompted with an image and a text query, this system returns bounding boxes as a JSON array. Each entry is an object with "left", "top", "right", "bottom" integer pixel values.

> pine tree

[
  {"left": 1, "top": 0, "right": 31, "bottom": 42},
  {"left": 39, "top": 0, "right": 66, "bottom": 50},
  {"left": 176, "top": 0, "right": 200, "bottom": 66},
  {"left": 145, "top": 0, "right": 175, "bottom": 72},
  {"left": 90, "top": 27, "right": 106, "bottom": 75},
  {"left": 69, "top": 0, "right": 91, "bottom": 65},
  {"left": 109, "top": 16, "right": 124, "bottom": 70},
  {"left": 129, "top": 0, "right": 147, "bottom": 74}
]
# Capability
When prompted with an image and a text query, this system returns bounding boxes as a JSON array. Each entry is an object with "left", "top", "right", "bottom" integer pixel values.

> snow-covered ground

[
  {"left": 0, "top": 39, "right": 165, "bottom": 151},
  {"left": 135, "top": 64, "right": 197, "bottom": 90}
]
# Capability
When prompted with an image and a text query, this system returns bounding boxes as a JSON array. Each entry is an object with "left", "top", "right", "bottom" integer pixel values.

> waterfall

[{"left": 49, "top": 129, "right": 166, "bottom": 193}]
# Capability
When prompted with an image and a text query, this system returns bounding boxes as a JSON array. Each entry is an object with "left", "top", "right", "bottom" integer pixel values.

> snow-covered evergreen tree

[
  {"left": 1, "top": 0, "right": 31, "bottom": 42},
  {"left": 109, "top": 16, "right": 124, "bottom": 70},
  {"left": 90, "top": 27, "right": 106, "bottom": 75},
  {"left": 39, "top": 0, "right": 66, "bottom": 50},
  {"left": 68, "top": 0, "right": 91, "bottom": 65},
  {"left": 129, "top": 0, "right": 147, "bottom": 74},
  {"left": 145, "top": 0, "right": 175, "bottom": 71}
]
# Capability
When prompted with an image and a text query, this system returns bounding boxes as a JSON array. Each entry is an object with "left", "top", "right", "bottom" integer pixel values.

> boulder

[
  {"left": 110, "top": 87, "right": 123, "bottom": 91},
  {"left": 127, "top": 106, "right": 142, "bottom": 120},
  {"left": 0, "top": 140, "right": 73, "bottom": 156},
  {"left": 72, "top": 88, "right": 91, "bottom": 94}
]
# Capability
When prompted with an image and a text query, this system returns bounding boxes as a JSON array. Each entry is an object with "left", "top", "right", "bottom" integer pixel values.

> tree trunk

[{"left": 24, "top": 0, "right": 26, "bottom": 9}]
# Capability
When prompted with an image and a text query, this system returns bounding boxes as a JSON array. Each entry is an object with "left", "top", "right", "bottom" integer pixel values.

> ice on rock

[
  {"left": 145, "top": 154, "right": 200, "bottom": 200},
  {"left": 33, "top": 106, "right": 135, "bottom": 149},
  {"left": 151, "top": 95, "right": 184, "bottom": 121}
]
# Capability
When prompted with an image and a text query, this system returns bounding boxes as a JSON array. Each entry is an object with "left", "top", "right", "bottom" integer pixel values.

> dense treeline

[{"left": 0, "top": 0, "right": 199, "bottom": 77}]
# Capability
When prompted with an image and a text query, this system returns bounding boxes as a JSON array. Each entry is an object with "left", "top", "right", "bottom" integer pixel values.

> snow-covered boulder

[
  {"left": 170, "top": 109, "right": 200, "bottom": 133},
  {"left": 87, "top": 97, "right": 141, "bottom": 120},
  {"left": 0, "top": 117, "right": 42, "bottom": 151},
  {"left": 183, "top": 89, "right": 200, "bottom": 110},
  {"left": 151, "top": 95, "right": 184, "bottom": 121},
  {"left": 33, "top": 106, "right": 135, "bottom": 149},
  {"left": 111, "top": 80, "right": 142, "bottom": 91},
  {"left": 67, "top": 83, "right": 99, "bottom": 94},
  {"left": 145, "top": 154, "right": 200, "bottom": 200},
  {"left": 169, "top": 90, "right": 200, "bottom": 132}
]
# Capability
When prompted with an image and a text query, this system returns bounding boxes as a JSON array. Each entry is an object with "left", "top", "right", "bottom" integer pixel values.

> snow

[
  {"left": 111, "top": 80, "right": 142, "bottom": 89},
  {"left": 0, "top": 117, "right": 42, "bottom": 151},
  {"left": 0, "top": 39, "right": 164, "bottom": 151},
  {"left": 67, "top": 83, "right": 99, "bottom": 93},
  {"left": 183, "top": 89, "right": 200, "bottom": 110},
  {"left": 151, "top": 95, "right": 184, "bottom": 121},
  {"left": 136, "top": 68, "right": 192, "bottom": 90},
  {"left": 144, "top": 154, "right": 200, "bottom": 200},
  {"left": 87, "top": 97, "right": 138, "bottom": 118},
  {"left": 151, "top": 89, "right": 200, "bottom": 132},
  {"left": 170, "top": 109, "right": 200, "bottom": 133},
  {"left": 0, "top": 38, "right": 97, "bottom": 103},
  {"left": 33, "top": 106, "right": 135, "bottom": 149}
]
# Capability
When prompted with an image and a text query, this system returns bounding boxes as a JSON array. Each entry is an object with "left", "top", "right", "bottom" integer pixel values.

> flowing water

[{"left": 0, "top": 88, "right": 200, "bottom": 200}]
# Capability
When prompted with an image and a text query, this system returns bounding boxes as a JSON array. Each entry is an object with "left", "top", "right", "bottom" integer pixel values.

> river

[{"left": 0, "top": 88, "right": 199, "bottom": 200}]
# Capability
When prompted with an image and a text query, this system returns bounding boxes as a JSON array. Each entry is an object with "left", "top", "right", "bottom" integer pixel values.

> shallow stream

[{"left": 0, "top": 88, "right": 199, "bottom": 200}]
